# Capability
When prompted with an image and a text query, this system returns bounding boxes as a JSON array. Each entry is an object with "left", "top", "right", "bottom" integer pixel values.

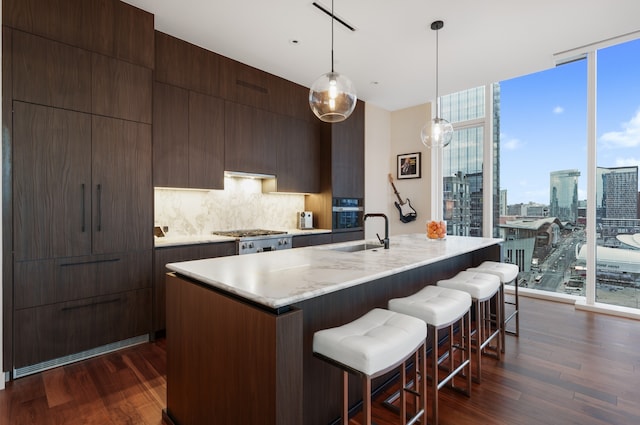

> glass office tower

[
  {"left": 549, "top": 169, "right": 580, "bottom": 223},
  {"left": 440, "top": 84, "right": 500, "bottom": 237}
]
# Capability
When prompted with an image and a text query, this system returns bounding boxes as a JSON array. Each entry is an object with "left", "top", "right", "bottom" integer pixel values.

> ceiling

[{"left": 123, "top": 0, "right": 640, "bottom": 112}]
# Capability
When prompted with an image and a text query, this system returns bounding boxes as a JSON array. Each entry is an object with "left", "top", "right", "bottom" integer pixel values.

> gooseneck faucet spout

[{"left": 364, "top": 213, "right": 389, "bottom": 249}]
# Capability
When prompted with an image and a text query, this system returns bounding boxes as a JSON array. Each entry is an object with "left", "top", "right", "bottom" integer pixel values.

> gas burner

[
  {"left": 212, "top": 229, "right": 291, "bottom": 255},
  {"left": 212, "top": 229, "right": 287, "bottom": 238}
]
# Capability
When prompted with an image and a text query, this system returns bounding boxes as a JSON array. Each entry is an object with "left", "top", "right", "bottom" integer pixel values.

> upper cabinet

[
  {"left": 271, "top": 115, "right": 321, "bottom": 194},
  {"left": 4, "top": 0, "right": 154, "bottom": 68},
  {"left": 331, "top": 100, "right": 365, "bottom": 199},
  {"left": 155, "top": 31, "right": 221, "bottom": 97},
  {"left": 224, "top": 101, "right": 277, "bottom": 176},
  {"left": 152, "top": 82, "right": 225, "bottom": 190},
  {"left": 92, "top": 53, "right": 152, "bottom": 124},
  {"left": 12, "top": 31, "right": 92, "bottom": 112},
  {"left": 220, "top": 57, "right": 311, "bottom": 121}
]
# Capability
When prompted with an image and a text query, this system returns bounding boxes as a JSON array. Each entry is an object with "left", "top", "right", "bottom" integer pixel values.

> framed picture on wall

[{"left": 397, "top": 152, "right": 421, "bottom": 179}]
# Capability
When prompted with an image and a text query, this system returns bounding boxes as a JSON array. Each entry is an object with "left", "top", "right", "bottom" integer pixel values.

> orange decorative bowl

[{"left": 426, "top": 220, "right": 447, "bottom": 240}]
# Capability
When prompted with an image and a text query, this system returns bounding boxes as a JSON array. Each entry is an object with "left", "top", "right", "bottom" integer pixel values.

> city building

[
  {"left": 550, "top": 169, "right": 580, "bottom": 223},
  {"left": 440, "top": 84, "right": 501, "bottom": 237},
  {"left": 597, "top": 166, "right": 638, "bottom": 219},
  {"left": 499, "top": 189, "right": 508, "bottom": 216}
]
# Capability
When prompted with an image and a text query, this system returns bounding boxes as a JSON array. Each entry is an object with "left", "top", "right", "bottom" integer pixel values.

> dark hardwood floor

[{"left": 2, "top": 297, "right": 640, "bottom": 425}]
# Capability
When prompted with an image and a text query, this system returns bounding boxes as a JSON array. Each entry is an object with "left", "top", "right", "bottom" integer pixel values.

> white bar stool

[
  {"left": 437, "top": 270, "right": 502, "bottom": 383},
  {"left": 388, "top": 286, "right": 472, "bottom": 425},
  {"left": 313, "top": 308, "right": 427, "bottom": 425},
  {"left": 467, "top": 260, "right": 520, "bottom": 352}
]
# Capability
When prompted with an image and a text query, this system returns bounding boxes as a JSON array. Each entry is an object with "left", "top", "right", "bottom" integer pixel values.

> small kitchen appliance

[{"left": 298, "top": 211, "right": 313, "bottom": 230}]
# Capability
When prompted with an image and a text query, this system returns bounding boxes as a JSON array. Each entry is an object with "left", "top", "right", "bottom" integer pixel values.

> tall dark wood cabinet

[
  {"left": 4, "top": 0, "right": 154, "bottom": 373},
  {"left": 307, "top": 100, "right": 365, "bottom": 239},
  {"left": 331, "top": 101, "right": 365, "bottom": 199}
]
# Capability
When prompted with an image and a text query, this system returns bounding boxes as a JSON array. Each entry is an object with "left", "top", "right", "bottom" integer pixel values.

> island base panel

[{"left": 165, "top": 273, "right": 303, "bottom": 425}]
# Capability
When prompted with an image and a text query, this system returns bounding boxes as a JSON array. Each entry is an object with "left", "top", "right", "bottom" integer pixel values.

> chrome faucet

[{"left": 364, "top": 213, "right": 389, "bottom": 249}]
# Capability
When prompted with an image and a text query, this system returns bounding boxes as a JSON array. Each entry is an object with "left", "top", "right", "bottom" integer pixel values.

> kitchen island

[{"left": 163, "top": 234, "right": 503, "bottom": 425}]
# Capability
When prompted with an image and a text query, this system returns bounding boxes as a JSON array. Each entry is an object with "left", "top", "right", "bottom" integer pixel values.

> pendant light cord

[
  {"left": 331, "top": 0, "right": 335, "bottom": 72},
  {"left": 435, "top": 26, "right": 439, "bottom": 117}
]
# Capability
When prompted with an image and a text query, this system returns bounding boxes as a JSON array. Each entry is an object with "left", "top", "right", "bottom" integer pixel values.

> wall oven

[{"left": 332, "top": 198, "right": 364, "bottom": 231}]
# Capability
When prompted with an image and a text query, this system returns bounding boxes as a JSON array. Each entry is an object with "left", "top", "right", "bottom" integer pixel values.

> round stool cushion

[
  {"left": 313, "top": 308, "right": 426, "bottom": 376},
  {"left": 437, "top": 270, "right": 501, "bottom": 300},
  {"left": 388, "top": 286, "right": 471, "bottom": 328},
  {"left": 467, "top": 261, "right": 519, "bottom": 283}
]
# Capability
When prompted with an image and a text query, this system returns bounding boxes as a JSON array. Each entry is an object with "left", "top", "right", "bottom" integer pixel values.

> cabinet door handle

[
  {"left": 81, "top": 183, "right": 86, "bottom": 232},
  {"left": 59, "top": 257, "right": 121, "bottom": 267},
  {"left": 96, "top": 184, "right": 102, "bottom": 231},
  {"left": 61, "top": 297, "right": 122, "bottom": 312}
]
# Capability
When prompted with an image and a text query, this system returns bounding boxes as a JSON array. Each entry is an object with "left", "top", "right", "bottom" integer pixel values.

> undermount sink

[{"left": 330, "top": 243, "right": 382, "bottom": 252}]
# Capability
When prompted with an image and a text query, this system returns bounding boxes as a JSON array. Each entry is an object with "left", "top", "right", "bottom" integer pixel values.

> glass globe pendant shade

[
  {"left": 421, "top": 117, "right": 453, "bottom": 148},
  {"left": 309, "top": 71, "right": 357, "bottom": 123}
]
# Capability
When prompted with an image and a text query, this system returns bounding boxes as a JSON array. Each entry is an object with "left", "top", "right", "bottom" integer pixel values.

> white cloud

[
  {"left": 501, "top": 135, "right": 523, "bottom": 150},
  {"left": 600, "top": 109, "right": 640, "bottom": 148},
  {"left": 553, "top": 106, "right": 564, "bottom": 114},
  {"left": 615, "top": 157, "right": 640, "bottom": 167}
]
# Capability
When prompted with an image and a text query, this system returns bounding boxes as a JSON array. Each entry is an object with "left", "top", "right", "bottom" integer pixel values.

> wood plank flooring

[{"left": 1, "top": 297, "right": 640, "bottom": 425}]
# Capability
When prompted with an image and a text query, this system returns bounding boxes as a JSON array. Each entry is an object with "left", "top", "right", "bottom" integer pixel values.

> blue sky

[{"left": 499, "top": 38, "right": 640, "bottom": 205}]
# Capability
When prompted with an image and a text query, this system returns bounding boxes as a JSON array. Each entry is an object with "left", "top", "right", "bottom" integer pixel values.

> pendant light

[
  {"left": 309, "top": 0, "right": 357, "bottom": 123},
  {"left": 421, "top": 20, "right": 453, "bottom": 148}
]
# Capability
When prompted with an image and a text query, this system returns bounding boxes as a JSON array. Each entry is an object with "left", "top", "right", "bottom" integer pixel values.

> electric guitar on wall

[{"left": 388, "top": 173, "right": 417, "bottom": 223}]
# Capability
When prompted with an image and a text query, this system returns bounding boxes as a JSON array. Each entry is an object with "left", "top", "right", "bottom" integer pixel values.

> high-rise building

[
  {"left": 597, "top": 166, "right": 638, "bottom": 219},
  {"left": 549, "top": 169, "right": 580, "bottom": 223},
  {"left": 440, "top": 83, "right": 500, "bottom": 237},
  {"left": 499, "top": 189, "right": 508, "bottom": 216}
]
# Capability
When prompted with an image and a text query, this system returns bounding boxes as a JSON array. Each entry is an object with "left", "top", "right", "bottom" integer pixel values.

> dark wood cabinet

[
  {"left": 13, "top": 102, "right": 92, "bottom": 261},
  {"left": 5, "top": 0, "right": 155, "bottom": 373},
  {"left": 225, "top": 101, "right": 277, "bottom": 175},
  {"left": 154, "top": 31, "right": 220, "bottom": 97},
  {"left": 220, "top": 55, "right": 310, "bottom": 121},
  {"left": 4, "top": 0, "right": 153, "bottom": 68},
  {"left": 331, "top": 100, "right": 365, "bottom": 199},
  {"left": 272, "top": 116, "right": 321, "bottom": 193},
  {"left": 13, "top": 288, "right": 151, "bottom": 369},
  {"left": 188, "top": 92, "right": 225, "bottom": 189},
  {"left": 153, "top": 82, "right": 189, "bottom": 187},
  {"left": 91, "top": 116, "right": 153, "bottom": 253},
  {"left": 331, "top": 230, "right": 364, "bottom": 243},
  {"left": 12, "top": 102, "right": 153, "bottom": 369},
  {"left": 13, "top": 102, "right": 152, "bottom": 261},
  {"left": 14, "top": 251, "right": 151, "bottom": 310},
  {"left": 12, "top": 30, "right": 92, "bottom": 112},
  {"left": 92, "top": 53, "right": 152, "bottom": 124},
  {"left": 291, "top": 233, "right": 332, "bottom": 248},
  {"left": 153, "top": 242, "right": 236, "bottom": 332},
  {"left": 152, "top": 82, "right": 225, "bottom": 189},
  {"left": 4, "top": 0, "right": 114, "bottom": 56},
  {"left": 113, "top": 0, "right": 154, "bottom": 69},
  {"left": 306, "top": 101, "right": 365, "bottom": 232}
]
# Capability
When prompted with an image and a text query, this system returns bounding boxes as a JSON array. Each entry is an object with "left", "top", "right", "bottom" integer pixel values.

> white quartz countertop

[{"left": 166, "top": 234, "right": 502, "bottom": 309}]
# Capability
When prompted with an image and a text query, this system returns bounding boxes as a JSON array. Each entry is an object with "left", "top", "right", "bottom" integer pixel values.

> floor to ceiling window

[
  {"left": 499, "top": 58, "right": 587, "bottom": 293},
  {"left": 594, "top": 38, "right": 640, "bottom": 309},
  {"left": 439, "top": 85, "right": 500, "bottom": 238}
]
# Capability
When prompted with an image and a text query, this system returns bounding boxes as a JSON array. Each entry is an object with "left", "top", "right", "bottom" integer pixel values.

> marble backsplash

[{"left": 154, "top": 177, "right": 306, "bottom": 236}]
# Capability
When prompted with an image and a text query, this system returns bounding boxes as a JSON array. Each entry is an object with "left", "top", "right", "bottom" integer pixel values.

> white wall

[
  {"left": 364, "top": 102, "right": 433, "bottom": 239},
  {"left": 363, "top": 103, "right": 391, "bottom": 239},
  {"left": 388, "top": 103, "right": 433, "bottom": 236},
  {"left": 1, "top": 0, "right": 5, "bottom": 390}
]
